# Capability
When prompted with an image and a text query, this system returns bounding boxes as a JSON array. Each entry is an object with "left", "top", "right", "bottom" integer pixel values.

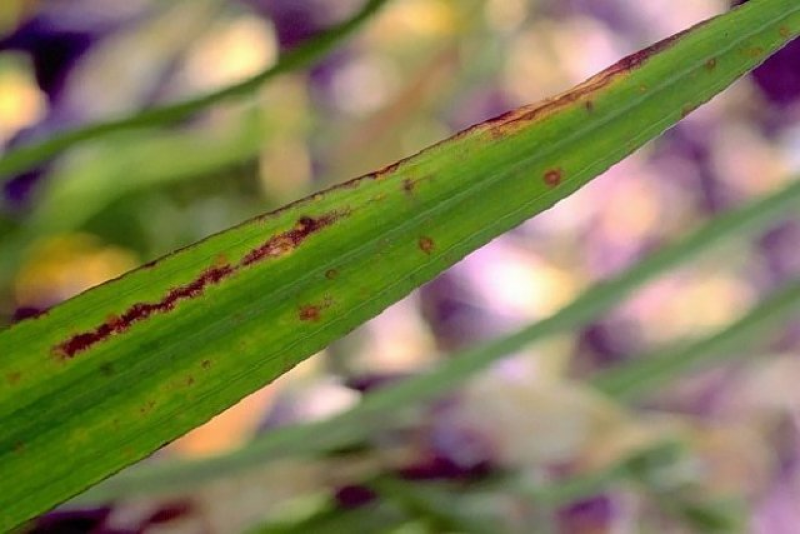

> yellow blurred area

[
  {"left": 0, "top": 63, "right": 46, "bottom": 145},
  {"left": 182, "top": 15, "right": 277, "bottom": 92},
  {"left": 369, "top": 0, "right": 460, "bottom": 44},
  {"left": 14, "top": 234, "right": 138, "bottom": 307}
]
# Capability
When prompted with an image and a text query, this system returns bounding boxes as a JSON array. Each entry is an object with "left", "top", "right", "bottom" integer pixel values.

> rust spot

[
  {"left": 403, "top": 178, "right": 416, "bottom": 195},
  {"left": 745, "top": 46, "right": 765, "bottom": 58},
  {"left": 418, "top": 236, "right": 435, "bottom": 255},
  {"left": 186, "top": 376, "right": 195, "bottom": 386},
  {"left": 780, "top": 26, "right": 791, "bottom": 39},
  {"left": 299, "top": 305, "right": 321, "bottom": 322},
  {"left": 201, "top": 360, "right": 212, "bottom": 370},
  {"left": 543, "top": 168, "right": 563, "bottom": 188},
  {"left": 325, "top": 269, "right": 339, "bottom": 280},
  {"left": 584, "top": 100, "right": 595, "bottom": 113},
  {"left": 6, "top": 372, "right": 21, "bottom": 385},
  {"left": 705, "top": 58, "right": 717, "bottom": 71},
  {"left": 242, "top": 212, "right": 342, "bottom": 266}
]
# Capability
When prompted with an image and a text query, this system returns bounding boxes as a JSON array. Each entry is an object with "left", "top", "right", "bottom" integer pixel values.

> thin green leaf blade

[{"left": 1, "top": 0, "right": 798, "bottom": 528}]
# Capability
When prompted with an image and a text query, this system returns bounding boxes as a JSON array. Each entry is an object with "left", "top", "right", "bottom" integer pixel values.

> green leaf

[
  {"left": 0, "top": 0, "right": 392, "bottom": 185},
  {"left": 76, "top": 174, "right": 800, "bottom": 503},
  {"left": 1, "top": 0, "right": 798, "bottom": 528},
  {"left": 592, "top": 277, "right": 800, "bottom": 401}
]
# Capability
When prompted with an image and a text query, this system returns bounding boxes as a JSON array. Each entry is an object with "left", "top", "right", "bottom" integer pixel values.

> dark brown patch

[
  {"left": 705, "top": 58, "right": 717, "bottom": 71},
  {"left": 402, "top": 178, "right": 416, "bottom": 195},
  {"left": 543, "top": 169, "right": 563, "bottom": 188},
  {"left": 584, "top": 100, "right": 595, "bottom": 113},
  {"left": 299, "top": 305, "right": 321, "bottom": 322},
  {"left": 325, "top": 269, "right": 339, "bottom": 280},
  {"left": 6, "top": 372, "right": 21, "bottom": 385},
  {"left": 185, "top": 376, "right": 195, "bottom": 386},
  {"left": 418, "top": 236, "right": 435, "bottom": 255},
  {"left": 201, "top": 360, "right": 212, "bottom": 370},
  {"left": 780, "top": 26, "right": 791, "bottom": 39}
]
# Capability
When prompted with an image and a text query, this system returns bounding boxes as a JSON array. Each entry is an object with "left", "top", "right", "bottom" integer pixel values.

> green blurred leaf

[
  {"left": 1, "top": 0, "right": 798, "bottom": 528},
  {"left": 0, "top": 0, "right": 392, "bottom": 185}
]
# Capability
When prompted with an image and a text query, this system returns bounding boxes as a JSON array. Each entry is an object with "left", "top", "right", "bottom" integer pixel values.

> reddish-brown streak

[
  {"left": 419, "top": 236, "right": 435, "bottom": 255},
  {"left": 241, "top": 213, "right": 341, "bottom": 266},
  {"left": 543, "top": 169, "right": 563, "bottom": 188},
  {"left": 55, "top": 264, "right": 235, "bottom": 359},
  {"left": 478, "top": 22, "right": 704, "bottom": 139},
  {"left": 54, "top": 212, "right": 347, "bottom": 359}
]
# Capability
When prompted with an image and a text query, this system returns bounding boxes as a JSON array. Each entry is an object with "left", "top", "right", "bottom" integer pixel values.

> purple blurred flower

[
  {"left": 0, "top": 2, "right": 139, "bottom": 104},
  {"left": 239, "top": 0, "right": 351, "bottom": 50},
  {"left": 29, "top": 507, "right": 113, "bottom": 534},
  {"left": 758, "top": 221, "right": 800, "bottom": 285},
  {"left": 558, "top": 495, "right": 618, "bottom": 534},
  {"left": 334, "top": 484, "right": 378, "bottom": 509}
]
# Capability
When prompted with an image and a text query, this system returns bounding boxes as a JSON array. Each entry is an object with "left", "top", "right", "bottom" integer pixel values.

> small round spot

[
  {"left": 418, "top": 236, "right": 435, "bottom": 255},
  {"left": 705, "top": 58, "right": 717, "bottom": 71},
  {"left": 299, "top": 305, "right": 321, "bottom": 321},
  {"left": 543, "top": 169, "right": 563, "bottom": 188},
  {"left": 201, "top": 360, "right": 212, "bottom": 370},
  {"left": 325, "top": 269, "right": 339, "bottom": 280}
]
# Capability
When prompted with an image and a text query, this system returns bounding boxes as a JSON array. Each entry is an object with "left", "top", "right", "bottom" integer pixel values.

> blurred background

[{"left": 2, "top": 0, "right": 800, "bottom": 532}]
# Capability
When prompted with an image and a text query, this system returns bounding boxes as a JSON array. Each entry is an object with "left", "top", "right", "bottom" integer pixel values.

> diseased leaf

[
  {"left": 1, "top": 0, "right": 799, "bottom": 528},
  {"left": 73, "top": 173, "right": 800, "bottom": 503}
]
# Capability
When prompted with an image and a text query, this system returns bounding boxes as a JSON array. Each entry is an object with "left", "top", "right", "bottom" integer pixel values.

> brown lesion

[
  {"left": 705, "top": 58, "right": 717, "bottom": 71},
  {"left": 543, "top": 168, "right": 563, "bottom": 188},
  {"left": 418, "top": 236, "right": 435, "bottom": 255},
  {"left": 54, "top": 211, "right": 349, "bottom": 360},
  {"left": 298, "top": 296, "right": 335, "bottom": 322}
]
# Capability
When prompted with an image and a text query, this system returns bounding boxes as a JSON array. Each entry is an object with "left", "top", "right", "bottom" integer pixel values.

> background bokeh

[{"left": 2, "top": 0, "right": 800, "bottom": 532}]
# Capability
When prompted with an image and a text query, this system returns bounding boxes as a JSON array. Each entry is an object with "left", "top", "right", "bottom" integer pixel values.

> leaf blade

[{"left": 1, "top": 0, "right": 799, "bottom": 528}]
